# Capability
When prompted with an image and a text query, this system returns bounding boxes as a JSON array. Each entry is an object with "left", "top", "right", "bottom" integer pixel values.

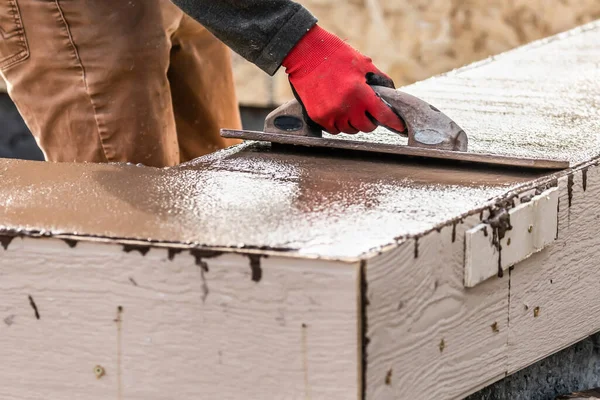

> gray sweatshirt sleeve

[{"left": 171, "top": 0, "right": 318, "bottom": 75}]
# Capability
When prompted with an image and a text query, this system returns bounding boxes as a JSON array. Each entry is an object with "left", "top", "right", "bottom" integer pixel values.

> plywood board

[{"left": 0, "top": 237, "right": 360, "bottom": 400}]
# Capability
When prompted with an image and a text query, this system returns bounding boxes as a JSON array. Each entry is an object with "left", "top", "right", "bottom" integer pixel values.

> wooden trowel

[{"left": 220, "top": 85, "right": 569, "bottom": 170}]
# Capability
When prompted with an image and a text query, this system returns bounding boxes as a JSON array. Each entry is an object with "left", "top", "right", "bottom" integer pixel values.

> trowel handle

[{"left": 264, "top": 85, "right": 468, "bottom": 152}]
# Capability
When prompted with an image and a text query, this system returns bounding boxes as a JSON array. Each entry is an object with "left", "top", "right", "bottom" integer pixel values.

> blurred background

[{"left": 1, "top": 0, "right": 599, "bottom": 161}]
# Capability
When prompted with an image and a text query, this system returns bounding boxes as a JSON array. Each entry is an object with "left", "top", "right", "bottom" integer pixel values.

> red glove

[{"left": 281, "top": 25, "right": 406, "bottom": 135}]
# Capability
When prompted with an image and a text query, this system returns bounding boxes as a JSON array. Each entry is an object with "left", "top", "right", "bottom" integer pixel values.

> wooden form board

[
  {"left": 0, "top": 238, "right": 360, "bottom": 399},
  {"left": 364, "top": 162, "right": 600, "bottom": 399},
  {"left": 0, "top": 20, "right": 600, "bottom": 400},
  {"left": 2, "top": 164, "right": 599, "bottom": 400}
]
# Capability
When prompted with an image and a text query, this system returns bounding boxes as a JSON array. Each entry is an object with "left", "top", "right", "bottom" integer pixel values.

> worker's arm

[
  {"left": 172, "top": 0, "right": 315, "bottom": 75},
  {"left": 171, "top": 0, "right": 405, "bottom": 134}
]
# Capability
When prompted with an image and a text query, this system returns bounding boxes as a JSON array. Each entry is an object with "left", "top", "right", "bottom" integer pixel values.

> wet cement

[
  {"left": 334, "top": 21, "right": 600, "bottom": 166},
  {"left": 0, "top": 143, "right": 546, "bottom": 258},
  {"left": 2, "top": 22, "right": 599, "bottom": 259}
]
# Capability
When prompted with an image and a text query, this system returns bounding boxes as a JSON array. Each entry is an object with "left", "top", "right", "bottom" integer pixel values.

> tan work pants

[{"left": 0, "top": 0, "right": 242, "bottom": 167}]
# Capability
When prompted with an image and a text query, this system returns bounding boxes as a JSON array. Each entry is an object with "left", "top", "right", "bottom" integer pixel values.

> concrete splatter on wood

[{"left": 28, "top": 295, "right": 40, "bottom": 320}]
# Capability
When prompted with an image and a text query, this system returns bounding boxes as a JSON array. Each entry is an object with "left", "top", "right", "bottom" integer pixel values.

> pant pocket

[{"left": 0, "top": 0, "right": 28, "bottom": 70}]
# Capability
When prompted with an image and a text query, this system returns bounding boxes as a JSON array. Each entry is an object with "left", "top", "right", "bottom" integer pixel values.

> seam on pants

[
  {"left": 0, "top": 0, "right": 30, "bottom": 70},
  {"left": 53, "top": 0, "right": 110, "bottom": 162}
]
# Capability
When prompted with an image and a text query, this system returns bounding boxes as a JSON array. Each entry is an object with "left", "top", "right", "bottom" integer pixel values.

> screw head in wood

[{"left": 94, "top": 365, "right": 105, "bottom": 379}]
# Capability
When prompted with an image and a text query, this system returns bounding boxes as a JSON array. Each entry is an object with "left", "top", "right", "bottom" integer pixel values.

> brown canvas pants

[{"left": 0, "top": 0, "right": 242, "bottom": 167}]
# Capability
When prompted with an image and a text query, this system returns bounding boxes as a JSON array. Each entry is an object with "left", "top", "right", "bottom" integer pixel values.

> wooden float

[{"left": 1, "top": 20, "right": 599, "bottom": 400}]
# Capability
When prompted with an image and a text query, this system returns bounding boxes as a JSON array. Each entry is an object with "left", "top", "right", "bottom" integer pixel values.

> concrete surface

[{"left": 0, "top": 143, "right": 544, "bottom": 259}]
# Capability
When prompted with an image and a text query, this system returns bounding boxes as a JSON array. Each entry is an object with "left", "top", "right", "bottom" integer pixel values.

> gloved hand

[{"left": 281, "top": 25, "right": 406, "bottom": 135}]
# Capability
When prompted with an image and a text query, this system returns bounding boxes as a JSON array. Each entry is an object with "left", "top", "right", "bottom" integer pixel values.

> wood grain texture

[
  {"left": 0, "top": 237, "right": 360, "bottom": 400},
  {"left": 365, "top": 161, "right": 600, "bottom": 399},
  {"left": 508, "top": 163, "right": 600, "bottom": 374},
  {"left": 365, "top": 218, "right": 510, "bottom": 400}
]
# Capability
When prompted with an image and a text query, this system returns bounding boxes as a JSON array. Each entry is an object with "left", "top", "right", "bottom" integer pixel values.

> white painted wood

[
  {"left": 0, "top": 237, "right": 360, "bottom": 400},
  {"left": 464, "top": 187, "right": 559, "bottom": 287},
  {"left": 365, "top": 218, "right": 510, "bottom": 400},
  {"left": 532, "top": 188, "right": 560, "bottom": 250},
  {"left": 365, "top": 161, "right": 600, "bottom": 399},
  {"left": 507, "top": 165, "right": 600, "bottom": 374},
  {"left": 465, "top": 223, "right": 500, "bottom": 287}
]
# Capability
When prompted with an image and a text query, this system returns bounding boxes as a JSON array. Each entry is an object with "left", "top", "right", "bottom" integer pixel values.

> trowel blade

[{"left": 220, "top": 129, "right": 570, "bottom": 170}]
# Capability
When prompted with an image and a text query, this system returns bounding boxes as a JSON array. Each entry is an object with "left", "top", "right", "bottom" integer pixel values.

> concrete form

[{"left": 0, "top": 20, "right": 599, "bottom": 400}]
